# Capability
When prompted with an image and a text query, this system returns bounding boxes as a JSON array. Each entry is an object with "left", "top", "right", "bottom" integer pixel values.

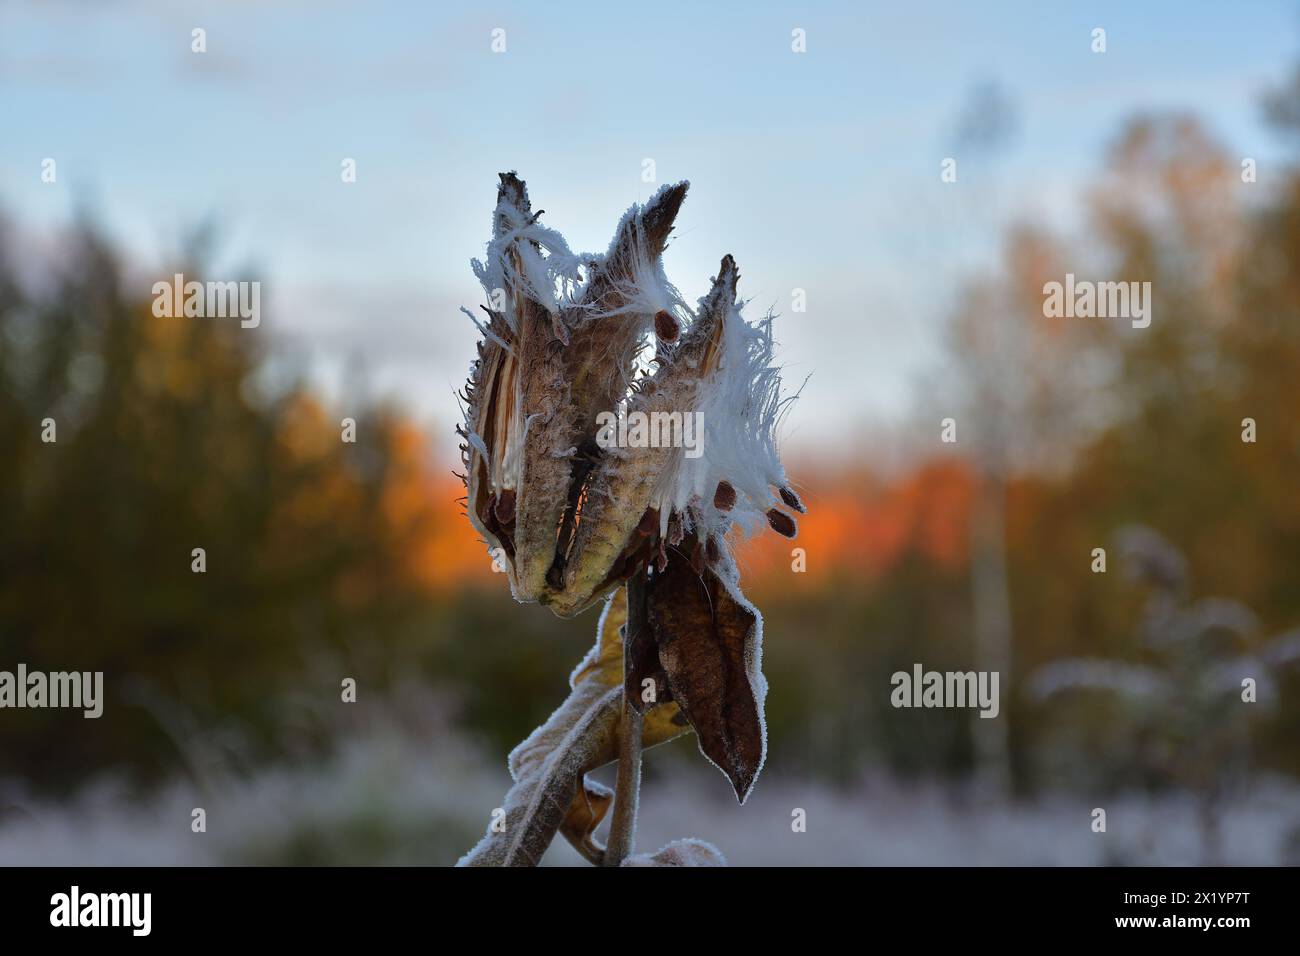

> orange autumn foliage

[
  {"left": 738, "top": 459, "right": 975, "bottom": 595},
  {"left": 379, "top": 421, "right": 978, "bottom": 602}
]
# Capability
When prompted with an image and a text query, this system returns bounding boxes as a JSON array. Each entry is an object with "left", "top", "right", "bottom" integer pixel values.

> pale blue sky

[{"left": 2, "top": 0, "right": 1297, "bottom": 456}]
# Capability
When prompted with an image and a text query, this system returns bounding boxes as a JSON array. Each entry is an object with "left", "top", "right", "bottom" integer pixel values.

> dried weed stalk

[{"left": 456, "top": 173, "right": 803, "bottom": 867}]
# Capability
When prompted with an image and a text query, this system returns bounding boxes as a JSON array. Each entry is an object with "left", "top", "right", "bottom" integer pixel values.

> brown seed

[
  {"left": 766, "top": 508, "right": 797, "bottom": 538},
  {"left": 654, "top": 309, "right": 680, "bottom": 342},
  {"left": 713, "top": 480, "right": 736, "bottom": 511},
  {"left": 666, "top": 510, "right": 685, "bottom": 546},
  {"left": 779, "top": 485, "right": 806, "bottom": 513}
]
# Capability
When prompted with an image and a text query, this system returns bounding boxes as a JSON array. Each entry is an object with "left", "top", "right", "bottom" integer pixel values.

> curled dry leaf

[
  {"left": 458, "top": 586, "right": 690, "bottom": 867},
  {"left": 574, "top": 586, "right": 688, "bottom": 749},
  {"left": 621, "top": 838, "right": 728, "bottom": 867},
  {"left": 456, "top": 680, "right": 620, "bottom": 867},
  {"left": 559, "top": 777, "right": 614, "bottom": 866},
  {"left": 646, "top": 536, "right": 767, "bottom": 803}
]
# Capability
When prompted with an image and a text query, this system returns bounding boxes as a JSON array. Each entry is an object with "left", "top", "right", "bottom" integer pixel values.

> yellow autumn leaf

[{"left": 572, "top": 586, "right": 690, "bottom": 749}]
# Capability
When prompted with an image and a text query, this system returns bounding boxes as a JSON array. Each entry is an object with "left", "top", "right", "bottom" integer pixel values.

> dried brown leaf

[
  {"left": 559, "top": 778, "right": 615, "bottom": 865},
  {"left": 647, "top": 540, "right": 767, "bottom": 803},
  {"left": 573, "top": 586, "right": 688, "bottom": 747}
]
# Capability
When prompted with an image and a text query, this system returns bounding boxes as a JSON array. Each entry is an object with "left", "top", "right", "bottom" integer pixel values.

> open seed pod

[
  {"left": 458, "top": 173, "right": 806, "bottom": 865},
  {"left": 459, "top": 173, "right": 804, "bottom": 618}
]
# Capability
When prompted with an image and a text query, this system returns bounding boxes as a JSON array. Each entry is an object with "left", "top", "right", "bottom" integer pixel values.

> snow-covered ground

[
  {"left": 2, "top": 715, "right": 1296, "bottom": 866},
  {"left": 575, "top": 772, "right": 1300, "bottom": 867}
]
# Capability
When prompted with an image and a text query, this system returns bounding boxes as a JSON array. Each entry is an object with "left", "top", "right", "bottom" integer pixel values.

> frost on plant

[
  {"left": 455, "top": 173, "right": 803, "bottom": 867},
  {"left": 1027, "top": 525, "right": 1300, "bottom": 862}
]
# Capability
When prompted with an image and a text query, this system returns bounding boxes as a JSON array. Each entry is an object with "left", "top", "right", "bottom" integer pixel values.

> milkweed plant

[{"left": 456, "top": 173, "right": 804, "bottom": 867}]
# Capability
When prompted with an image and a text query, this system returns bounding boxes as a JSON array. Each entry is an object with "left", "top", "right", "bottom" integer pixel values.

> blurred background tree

[
  {"left": 0, "top": 220, "right": 502, "bottom": 788},
  {"left": 1, "top": 85, "right": 1299, "bottom": 827}
]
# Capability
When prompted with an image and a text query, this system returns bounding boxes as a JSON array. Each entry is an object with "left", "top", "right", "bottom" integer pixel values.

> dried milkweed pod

[
  {"left": 459, "top": 173, "right": 689, "bottom": 606},
  {"left": 458, "top": 173, "right": 804, "bottom": 867}
]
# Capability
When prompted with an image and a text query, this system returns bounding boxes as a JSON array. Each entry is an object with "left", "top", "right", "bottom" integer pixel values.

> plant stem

[
  {"left": 603, "top": 696, "right": 643, "bottom": 865},
  {"left": 603, "top": 570, "right": 648, "bottom": 866}
]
